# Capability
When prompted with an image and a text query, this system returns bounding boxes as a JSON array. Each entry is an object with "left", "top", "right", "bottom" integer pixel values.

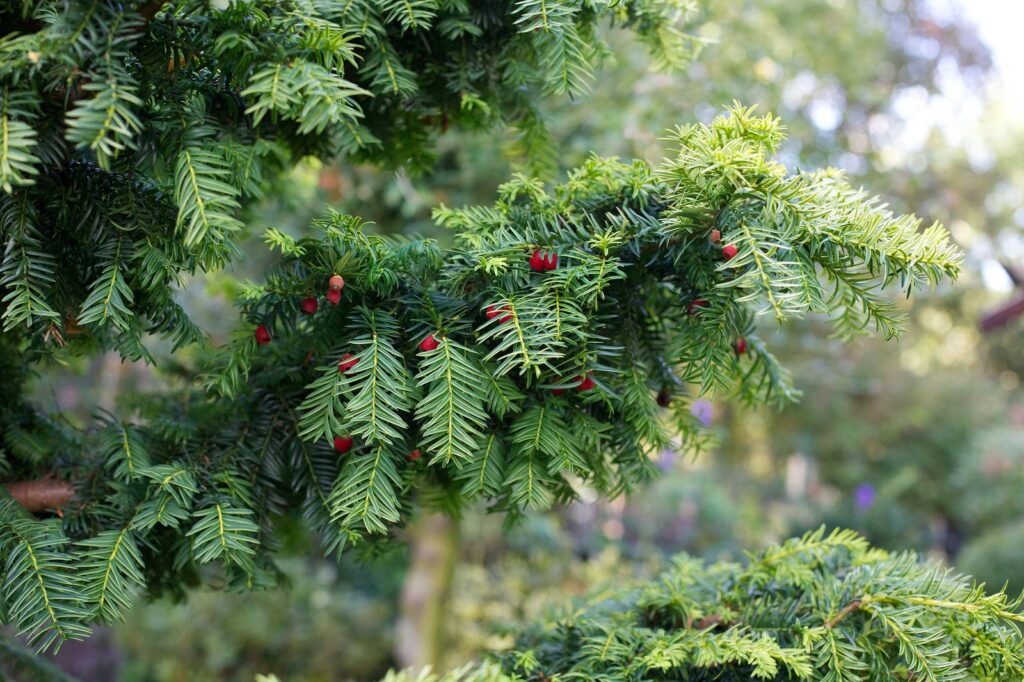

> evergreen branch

[
  {"left": 328, "top": 444, "right": 403, "bottom": 535},
  {"left": 414, "top": 337, "right": 488, "bottom": 464},
  {"left": 0, "top": 193, "right": 59, "bottom": 330},
  {"left": 76, "top": 527, "right": 144, "bottom": 624},
  {"left": 0, "top": 87, "right": 39, "bottom": 193},
  {"left": 505, "top": 530, "right": 1024, "bottom": 680},
  {"left": 341, "top": 309, "right": 413, "bottom": 447},
  {"left": 173, "top": 146, "right": 243, "bottom": 251},
  {"left": 0, "top": 501, "right": 89, "bottom": 652},
  {"left": 77, "top": 238, "right": 134, "bottom": 331},
  {"left": 186, "top": 503, "right": 260, "bottom": 566}
]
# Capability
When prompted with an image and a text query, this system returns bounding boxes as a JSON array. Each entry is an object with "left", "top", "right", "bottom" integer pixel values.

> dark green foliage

[
  {"left": 0, "top": 0, "right": 700, "bottom": 355},
  {"left": 503, "top": 528, "right": 1024, "bottom": 681}
]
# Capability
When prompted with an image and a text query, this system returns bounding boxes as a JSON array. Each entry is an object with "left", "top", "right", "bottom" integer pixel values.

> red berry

[
  {"left": 419, "top": 334, "right": 440, "bottom": 352},
  {"left": 722, "top": 244, "right": 738, "bottom": 260},
  {"left": 543, "top": 252, "right": 558, "bottom": 271},
  {"left": 338, "top": 353, "right": 358, "bottom": 374},
  {"left": 328, "top": 274, "right": 345, "bottom": 292},
  {"left": 576, "top": 374, "right": 595, "bottom": 391},
  {"left": 710, "top": 229, "right": 721, "bottom": 243},
  {"left": 300, "top": 297, "right": 318, "bottom": 314},
  {"left": 254, "top": 324, "right": 271, "bottom": 346},
  {"left": 734, "top": 337, "right": 748, "bottom": 354},
  {"left": 551, "top": 388, "right": 564, "bottom": 396},
  {"left": 408, "top": 449, "right": 422, "bottom": 461},
  {"left": 326, "top": 289, "right": 341, "bottom": 305},
  {"left": 529, "top": 250, "right": 545, "bottom": 272},
  {"left": 688, "top": 299, "right": 708, "bottom": 315},
  {"left": 486, "top": 305, "right": 513, "bottom": 324},
  {"left": 334, "top": 436, "right": 353, "bottom": 454}
]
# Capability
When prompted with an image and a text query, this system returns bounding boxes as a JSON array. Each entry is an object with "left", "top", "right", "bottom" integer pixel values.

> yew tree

[{"left": 1, "top": 1, "right": 1013, "bottom": 676}]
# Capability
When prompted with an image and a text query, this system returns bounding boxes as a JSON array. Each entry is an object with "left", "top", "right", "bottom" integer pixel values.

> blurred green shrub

[
  {"left": 116, "top": 554, "right": 405, "bottom": 682},
  {"left": 957, "top": 522, "right": 1024, "bottom": 598}
]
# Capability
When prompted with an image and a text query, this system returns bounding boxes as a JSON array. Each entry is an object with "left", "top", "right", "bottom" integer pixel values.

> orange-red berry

[
  {"left": 486, "top": 305, "right": 513, "bottom": 323},
  {"left": 338, "top": 353, "right": 358, "bottom": 373},
  {"left": 255, "top": 324, "right": 271, "bottom": 345}
]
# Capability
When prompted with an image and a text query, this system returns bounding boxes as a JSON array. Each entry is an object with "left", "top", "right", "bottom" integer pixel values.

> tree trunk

[{"left": 394, "top": 512, "right": 460, "bottom": 670}]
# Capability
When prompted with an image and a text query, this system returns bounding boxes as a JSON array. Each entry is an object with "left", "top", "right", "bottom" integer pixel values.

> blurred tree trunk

[{"left": 394, "top": 512, "right": 460, "bottom": 670}]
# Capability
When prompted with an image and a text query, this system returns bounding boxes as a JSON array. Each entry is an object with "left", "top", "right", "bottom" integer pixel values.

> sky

[{"left": 951, "top": 0, "right": 1024, "bottom": 104}]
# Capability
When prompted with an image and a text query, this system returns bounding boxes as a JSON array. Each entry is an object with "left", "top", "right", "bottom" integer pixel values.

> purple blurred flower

[
  {"left": 657, "top": 448, "right": 676, "bottom": 471},
  {"left": 690, "top": 399, "right": 713, "bottom": 427},
  {"left": 854, "top": 483, "right": 876, "bottom": 511}
]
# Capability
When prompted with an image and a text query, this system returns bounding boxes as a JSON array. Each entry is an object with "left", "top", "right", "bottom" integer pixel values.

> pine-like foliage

[
  {"left": 502, "top": 528, "right": 1024, "bottom": 681},
  {"left": 0, "top": 0, "right": 701, "bottom": 355},
  {"left": 0, "top": 106, "right": 965, "bottom": 652},
  {"left": 0, "top": 1, "right": 973, "bottom": 662}
]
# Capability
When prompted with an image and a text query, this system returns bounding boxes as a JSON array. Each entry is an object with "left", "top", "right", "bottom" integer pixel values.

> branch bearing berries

[
  {"left": 255, "top": 324, "right": 271, "bottom": 345},
  {"left": 419, "top": 334, "right": 440, "bottom": 352},
  {"left": 334, "top": 436, "right": 353, "bottom": 454},
  {"left": 722, "top": 244, "right": 738, "bottom": 260},
  {"left": 338, "top": 354, "right": 359, "bottom": 373},
  {"left": 300, "top": 297, "right": 318, "bottom": 314}
]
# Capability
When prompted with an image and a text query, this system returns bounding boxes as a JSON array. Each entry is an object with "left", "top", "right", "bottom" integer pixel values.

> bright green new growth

[{"left": 502, "top": 528, "right": 1024, "bottom": 681}]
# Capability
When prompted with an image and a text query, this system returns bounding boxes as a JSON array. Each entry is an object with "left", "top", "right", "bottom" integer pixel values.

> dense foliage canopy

[{"left": 1, "top": 2, "right": 1009, "bottom": 674}]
